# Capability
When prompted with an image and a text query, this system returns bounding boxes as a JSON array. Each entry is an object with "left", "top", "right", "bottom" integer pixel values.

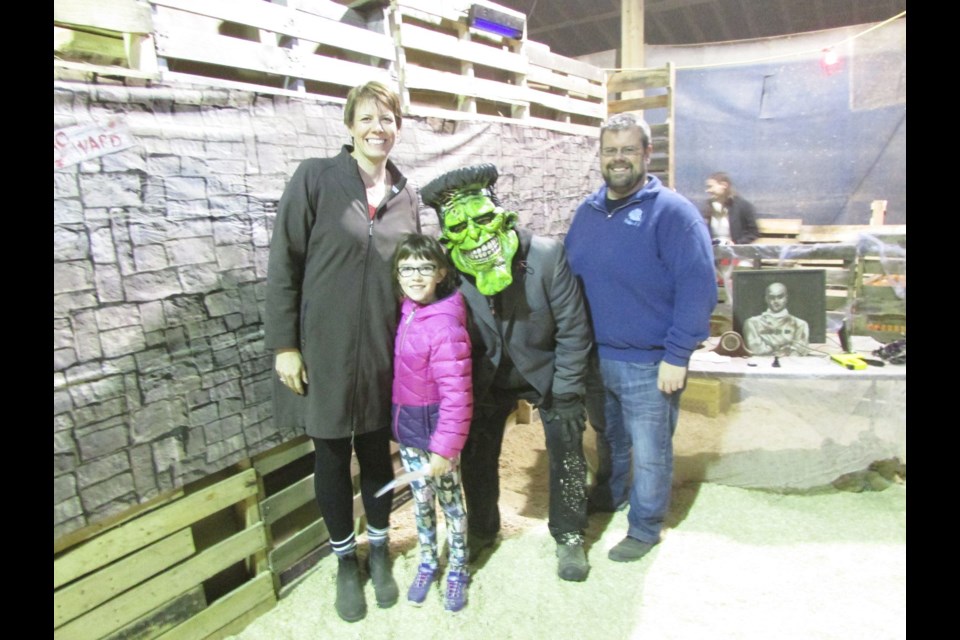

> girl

[{"left": 391, "top": 233, "right": 473, "bottom": 612}]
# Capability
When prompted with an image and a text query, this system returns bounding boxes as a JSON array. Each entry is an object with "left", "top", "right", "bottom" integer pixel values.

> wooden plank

[
  {"left": 404, "top": 64, "right": 527, "bottom": 105},
  {"left": 203, "top": 599, "right": 276, "bottom": 640},
  {"left": 55, "top": 26, "right": 128, "bottom": 61},
  {"left": 102, "top": 586, "right": 206, "bottom": 640},
  {"left": 260, "top": 474, "right": 315, "bottom": 526},
  {"left": 286, "top": 0, "right": 354, "bottom": 22},
  {"left": 398, "top": 0, "right": 467, "bottom": 23},
  {"left": 154, "top": 26, "right": 392, "bottom": 90},
  {"left": 797, "top": 224, "right": 907, "bottom": 243},
  {"left": 54, "top": 469, "right": 258, "bottom": 589},
  {"left": 153, "top": 572, "right": 275, "bottom": 640},
  {"left": 55, "top": 0, "right": 153, "bottom": 34},
  {"left": 55, "top": 524, "right": 268, "bottom": 640},
  {"left": 860, "top": 257, "right": 906, "bottom": 275},
  {"left": 55, "top": 529, "right": 195, "bottom": 628},
  {"left": 269, "top": 518, "right": 329, "bottom": 575},
  {"left": 525, "top": 42, "right": 605, "bottom": 82},
  {"left": 756, "top": 218, "right": 803, "bottom": 236},
  {"left": 526, "top": 65, "right": 605, "bottom": 99},
  {"left": 607, "top": 94, "right": 670, "bottom": 113},
  {"left": 525, "top": 86, "right": 606, "bottom": 119},
  {"left": 252, "top": 437, "right": 313, "bottom": 477},
  {"left": 153, "top": 0, "right": 394, "bottom": 61},
  {"left": 54, "top": 488, "right": 184, "bottom": 556},
  {"left": 398, "top": 22, "right": 527, "bottom": 74},
  {"left": 54, "top": 58, "right": 161, "bottom": 81},
  {"left": 235, "top": 460, "right": 268, "bottom": 578},
  {"left": 607, "top": 68, "right": 671, "bottom": 92},
  {"left": 407, "top": 64, "right": 601, "bottom": 119},
  {"left": 715, "top": 243, "right": 858, "bottom": 263}
]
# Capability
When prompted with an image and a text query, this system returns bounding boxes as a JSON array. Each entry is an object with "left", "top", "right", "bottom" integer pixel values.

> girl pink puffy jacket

[{"left": 391, "top": 291, "right": 473, "bottom": 459}]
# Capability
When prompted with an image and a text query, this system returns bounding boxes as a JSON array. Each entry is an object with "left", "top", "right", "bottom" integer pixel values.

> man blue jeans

[{"left": 593, "top": 358, "right": 681, "bottom": 548}]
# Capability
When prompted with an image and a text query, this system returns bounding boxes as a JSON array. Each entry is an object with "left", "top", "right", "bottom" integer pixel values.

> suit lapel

[{"left": 498, "top": 230, "right": 531, "bottom": 323}]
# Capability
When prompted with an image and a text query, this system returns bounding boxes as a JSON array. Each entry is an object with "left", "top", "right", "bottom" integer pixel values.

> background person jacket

[
  {"left": 700, "top": 193, "right": 760, "bottom": 245},
  {"left": 265, "top": 146, "right": 420, "bottom": 439}
]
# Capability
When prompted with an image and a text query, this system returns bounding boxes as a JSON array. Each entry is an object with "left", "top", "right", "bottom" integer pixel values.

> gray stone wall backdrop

[{"left": 53, "top": 80, "right": 601, "bottom": 540}]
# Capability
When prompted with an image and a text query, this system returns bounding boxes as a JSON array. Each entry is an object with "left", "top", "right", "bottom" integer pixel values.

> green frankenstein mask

[{"left": 421, "top": 164, "right": 519, "bottom": 295}]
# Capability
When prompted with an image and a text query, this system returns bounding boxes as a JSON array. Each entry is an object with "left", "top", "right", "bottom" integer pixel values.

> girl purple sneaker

[
  {"left": 444, "top": 568, "right": 470, "bottom": 612},
  {"left": 407, "top": 564, "right": 438, "bottom": 606}
]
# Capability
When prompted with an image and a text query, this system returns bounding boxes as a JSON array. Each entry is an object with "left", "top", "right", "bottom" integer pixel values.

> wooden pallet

[
  {"left": 55, "top": 0, "right": 606, "bottom": 136},
  {"left": 55, "top": 436, "right": 407, "bottom": 638},
  {"left": 54, "top": 469, "right": 274, "bottom": 640}
]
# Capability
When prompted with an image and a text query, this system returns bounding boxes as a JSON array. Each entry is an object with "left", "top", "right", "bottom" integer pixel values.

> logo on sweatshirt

[{"left": 624, "top": 209, "right": 644, "bottom": 227}]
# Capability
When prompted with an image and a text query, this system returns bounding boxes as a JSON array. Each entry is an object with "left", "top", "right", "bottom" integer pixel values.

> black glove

[{"left": 547, "top": 394, "right": 586, "bottom": 445}]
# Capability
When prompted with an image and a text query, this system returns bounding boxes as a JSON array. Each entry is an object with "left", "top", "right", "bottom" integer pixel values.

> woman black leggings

[{"left": 312, "top": 428, "right": 395, "bottom": 543}]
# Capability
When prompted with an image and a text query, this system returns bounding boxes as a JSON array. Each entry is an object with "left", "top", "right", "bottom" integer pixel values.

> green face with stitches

[{"left": 439, "top": 192, "right": 519, "bottom": 295}]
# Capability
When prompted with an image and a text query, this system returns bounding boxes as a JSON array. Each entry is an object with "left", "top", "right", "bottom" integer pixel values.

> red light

[{"left": 820, "top": 47, "right": 842, "bottom": 75}]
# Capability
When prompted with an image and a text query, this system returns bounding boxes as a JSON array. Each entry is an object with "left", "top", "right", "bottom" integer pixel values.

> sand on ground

[{"left": 227, "top": 412, "right": 906, "bottom": 640}]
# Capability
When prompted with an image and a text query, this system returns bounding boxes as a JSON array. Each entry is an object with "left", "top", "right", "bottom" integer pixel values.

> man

[
  {"left": 565, "top": 113, "right": 717, "bottom": 562},
  {"left": 702, "top": 171, "right": 760, "bottom": 245},
  {"left": 742, "top": 282, "right": 810, "bottom": 356},
  {"left": 420, "top": 164, "right": 593, "bottom": 582}
]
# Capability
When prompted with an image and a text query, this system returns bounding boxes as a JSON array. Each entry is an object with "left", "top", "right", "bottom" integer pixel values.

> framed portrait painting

[{"left": 732, "top": 269, "right": 826, "bottom": 355}]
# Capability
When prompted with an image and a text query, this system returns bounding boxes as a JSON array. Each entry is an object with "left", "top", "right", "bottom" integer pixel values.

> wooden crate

[
  {"left": 54, "top": 468, "right": 275, "bottom": 640},
  {"left": 680, "top": 377, "right": 732, "bottom": 418}
]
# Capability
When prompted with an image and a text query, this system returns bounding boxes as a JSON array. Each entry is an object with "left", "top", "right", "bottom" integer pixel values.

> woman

[
  {"left": 702, "top": 171, "right": 760, "bottom": 245},
  {"left": 264, "top": 81, "right": 421, "bottom": 623}
]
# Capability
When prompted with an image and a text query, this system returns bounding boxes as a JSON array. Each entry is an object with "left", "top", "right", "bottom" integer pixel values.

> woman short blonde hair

[{"left": 343, "top": 81, "right": 403, "bottom": 130}]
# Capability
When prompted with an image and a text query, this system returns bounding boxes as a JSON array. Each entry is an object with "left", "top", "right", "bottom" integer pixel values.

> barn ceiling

[{"left": 492, "top": 0, "right": 907, "bottom": 58}]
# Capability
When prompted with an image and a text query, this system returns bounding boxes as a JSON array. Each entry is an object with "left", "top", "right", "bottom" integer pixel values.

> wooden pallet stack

[
  {"left": 54, "top": 0, "right": 606, "bottom": 136},
  {"left": 54, "top": 439, "right": 406, "bottom": 639},
  {"left": 606, "top": 64, "right": 676, "bottom": 187},
  {"left": 54, "top": 468, "right": 274, "bottom": 640}
]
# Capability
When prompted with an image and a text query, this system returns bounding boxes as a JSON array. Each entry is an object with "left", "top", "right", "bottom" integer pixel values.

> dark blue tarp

[{"left": 671, "top": 56, "right": 905, "bottom": 225}]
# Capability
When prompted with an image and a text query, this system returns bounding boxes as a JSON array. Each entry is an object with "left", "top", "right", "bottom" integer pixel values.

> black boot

[
  {"left": 335, "top": 553, "right": 366, "bottom": 622},
  {"left": 367, "top": 543, "right": 399, "bottom": 608}
]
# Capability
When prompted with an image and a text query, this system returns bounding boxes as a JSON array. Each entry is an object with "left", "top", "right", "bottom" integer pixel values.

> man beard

[{"left": 602, "top": 161, "right": 645, "bottom": 198}]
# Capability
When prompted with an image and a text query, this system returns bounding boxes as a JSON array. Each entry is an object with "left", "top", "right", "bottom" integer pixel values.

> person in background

[
  {"left": 702, "top": 171, "right": 760, "bottom": 245},
  {"left": 565, "top": 113, "right": 717, "bottom": 563},
  {"left": 390, "top": 233, "right": 473, "bottom": 612},
  {"left": 265, "top": 81, "right": 419, "bottom": 622}
]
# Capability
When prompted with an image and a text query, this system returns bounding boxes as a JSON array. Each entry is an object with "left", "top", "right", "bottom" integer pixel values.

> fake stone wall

[{"left": 53, "top": 80, "right": 601, "bottom": 539}]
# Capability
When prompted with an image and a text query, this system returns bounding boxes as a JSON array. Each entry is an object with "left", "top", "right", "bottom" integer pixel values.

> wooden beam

[
  {"left": 607, "top": 68, "right": 671, "bottom": 93},
  {"left": 607, "top": 94, "right": 670, "bottom": 113}
]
